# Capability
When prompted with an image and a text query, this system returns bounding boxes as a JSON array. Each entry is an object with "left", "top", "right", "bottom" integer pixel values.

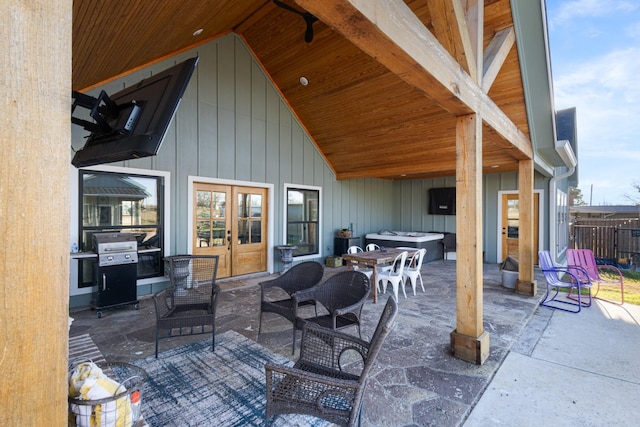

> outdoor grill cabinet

[
  {"left": 92, "top": 232, "right": 140, "bottom": 318},
  {"left": 94, "top": 263, "right": 138, "bottom": 317},
  {"left": 334, "top": 236, "right": 361, "bottom": 257}
]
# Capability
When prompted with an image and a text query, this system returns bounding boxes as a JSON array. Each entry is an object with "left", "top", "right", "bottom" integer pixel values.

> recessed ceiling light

[
  {"left": 491, "top": 165, "right": 499, "bottom": 168},
  {"left": 400, "top": 174, "right": 407, "bottom": 177},
  {"left": 193, "top": 29, "right": 204, "bottom": 37},
  {"left": 299, "top": 76, "right": 309, "bottom": 86}
]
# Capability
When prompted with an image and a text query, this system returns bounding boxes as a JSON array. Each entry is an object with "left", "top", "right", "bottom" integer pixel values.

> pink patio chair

[{"left": 566, "top": 249, "right": 624, "bottom": 305}]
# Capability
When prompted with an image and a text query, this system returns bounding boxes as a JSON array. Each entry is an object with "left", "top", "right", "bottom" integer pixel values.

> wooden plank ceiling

[{"left": 73, "top": 0, "right": 530, "bottom": 180}]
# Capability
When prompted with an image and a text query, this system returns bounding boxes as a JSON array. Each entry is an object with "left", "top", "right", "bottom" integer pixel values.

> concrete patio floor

[
  {"left": 69, "top": 260, "right": 551, "bottom": 426},
  {"left": 465, "top": 299, "right": 640, "bottom": 426}
]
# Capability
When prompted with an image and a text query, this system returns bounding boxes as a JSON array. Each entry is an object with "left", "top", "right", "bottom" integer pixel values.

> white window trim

[
  {"left": 69, "top": 164, "right": 171, "bottom": 296},
  {"left": 284, "top": 183, "right": 322, "bottom": 261}
]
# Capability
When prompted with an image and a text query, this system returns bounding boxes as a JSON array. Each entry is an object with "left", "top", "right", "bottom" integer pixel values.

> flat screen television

[
  {"left": 428, "top": 187, "right": 456, "bottom": 215},
  {"left": 71, "top": 57, "right": 199, "bottom": 167}
]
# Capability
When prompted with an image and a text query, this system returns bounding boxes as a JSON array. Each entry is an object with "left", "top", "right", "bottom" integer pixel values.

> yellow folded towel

[{"left": 69, "top": 362, "right": 132, "bottom": 427}]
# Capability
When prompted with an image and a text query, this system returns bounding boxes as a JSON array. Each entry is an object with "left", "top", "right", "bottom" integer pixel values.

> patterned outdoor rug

[{"left": 130, "top": 331, "right": 331, "bottom": 427}]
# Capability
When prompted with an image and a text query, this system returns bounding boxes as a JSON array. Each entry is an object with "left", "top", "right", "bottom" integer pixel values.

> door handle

[{"left": 227, "top": 230, "right": 231, "bottom": 250}]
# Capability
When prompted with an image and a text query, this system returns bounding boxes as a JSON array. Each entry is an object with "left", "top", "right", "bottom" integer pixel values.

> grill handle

[
  {"left": 102, "top": 273, "right": 107, "bottom": 291},
  {"left": 103, "top": 245, "right": 136, "bottom": 252}
]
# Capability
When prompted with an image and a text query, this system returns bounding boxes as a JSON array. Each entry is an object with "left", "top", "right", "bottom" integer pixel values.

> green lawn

[
  {"left": 595, "top": 270, "right": 640, "bottom": 305},
  {"left": 553, "top": 270, "right": 640, "bottom": 305}
]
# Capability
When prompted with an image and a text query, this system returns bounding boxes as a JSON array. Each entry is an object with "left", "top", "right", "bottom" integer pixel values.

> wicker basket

[
  {"left": 68, "top": 361, "right": 147, "bottom": 427},
  {"left": 337, "top": 230, "right": 352, "bottom": 238}
]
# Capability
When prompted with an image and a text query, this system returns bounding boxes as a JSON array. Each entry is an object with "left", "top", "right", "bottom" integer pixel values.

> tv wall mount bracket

[{"left": 71, "top": 90, "right": 142, "bottom": 140}]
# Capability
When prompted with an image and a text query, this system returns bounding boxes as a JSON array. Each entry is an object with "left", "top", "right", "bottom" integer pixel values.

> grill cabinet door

[{"left": 95, "top": 263, "right": 138, "bottom": 309}]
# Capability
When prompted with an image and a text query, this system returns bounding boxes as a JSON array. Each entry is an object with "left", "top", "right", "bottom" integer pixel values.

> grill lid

[{"left": 93, "top": 232, "right": 137, "bottom": 254}]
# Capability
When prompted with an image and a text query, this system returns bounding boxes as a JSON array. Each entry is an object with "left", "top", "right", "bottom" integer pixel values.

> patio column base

[
  {"left": 450, "top": 330, "right": 490, "bottom": 365},
  {"left": 515, "top": 279, "right": 537, "bottom": 296}
]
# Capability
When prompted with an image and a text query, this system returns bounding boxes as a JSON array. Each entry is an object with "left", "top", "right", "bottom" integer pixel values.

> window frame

[
  {"left": 283, "top": 183, "right": 322, "bottom": 260},
  {"left": 75, "top": 165, "right": 170, "bottom": 288}
]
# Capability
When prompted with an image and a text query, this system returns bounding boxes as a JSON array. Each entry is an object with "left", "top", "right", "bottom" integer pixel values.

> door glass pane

[
  {"left": 507, "top": 200, "right": 519, "bottom": 238},
  {"left": 196, "top": 191, "right": 212, "bottom": 247},
  {"left": 238, "top": 194, "right": 249, "bottom": 218},
  {"left": 251, "top": 195, "right": 262, "bottom": 217},
  {"left": 212, "top": 192, "right": 226, "bottom": 219},
  {"left": 238, "top": 219, "right": 249, "bottom": 244},
  {"left": 251, "top": 220, "right": 262, "bottom": 243},
  {"left": 211, "top": 220, "right": 226, "bottom": 246},
  {"left": 196, "top": 191, "right": 211, "bottom": 219},
  {"left": 196, "top": 220, "right": 211, "bottom": 247}
]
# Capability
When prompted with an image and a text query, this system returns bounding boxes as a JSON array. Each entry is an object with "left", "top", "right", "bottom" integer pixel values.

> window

[
  {"left": 285, "top": 185, "right": 321, "bottom": 257},
  {"left": 77, "top": 170, "right": 165, "bottom": 287},
  {"left": 556, "top": 189, "right": 569, "bottom": 256}
]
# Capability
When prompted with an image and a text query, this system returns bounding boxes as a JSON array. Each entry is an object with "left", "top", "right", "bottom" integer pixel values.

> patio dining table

[{"left": 342, "top": 247, "right": 418, "bottom": 303}]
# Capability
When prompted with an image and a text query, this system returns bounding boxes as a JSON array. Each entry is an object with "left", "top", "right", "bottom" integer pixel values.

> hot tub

[{"left": 365, "top": 231, "right": 445, "bottom": 262}]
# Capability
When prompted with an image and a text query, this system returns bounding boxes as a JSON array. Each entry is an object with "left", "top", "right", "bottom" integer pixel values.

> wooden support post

[
  {"left": 517, "top": 159, "right": 537, "bottom": 296},
  {"left": 1, "top": 1, "right": 71, "bottom": 425},
  {"left": 451, "top": 113, "right": 489, "bottom": 364}
]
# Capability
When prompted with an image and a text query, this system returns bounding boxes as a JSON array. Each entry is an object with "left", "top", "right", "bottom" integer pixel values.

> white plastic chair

[
  {"left": 402, "top": 248, "right": 427, "bottom": 295},
  {"left": 365, "top": 243, "right": 380, "bottom": 251},
  {"left": 346, "top": 246, "right": 373, "bottom": 280},
  {"left": 377, "top": 251, "right": 408, "bottom": 301}
]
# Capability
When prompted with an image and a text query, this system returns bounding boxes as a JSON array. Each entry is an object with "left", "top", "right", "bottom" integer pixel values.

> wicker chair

[
  {"left": 258, "top": 261, "right": 325, "bottom": 336},
  {"left": 265, "top": 297, "right": 398, "bottom": 426},
  {"left": 153, "top": 255, "right": 220, "bottom": 357},
  {"left": 291, "top": 270, "right": 370, "bottom": 354}
]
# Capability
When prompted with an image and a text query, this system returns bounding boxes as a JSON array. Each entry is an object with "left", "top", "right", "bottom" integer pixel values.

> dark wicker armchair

[
  {"left": 265, "top": 297, "right": 398, "bottom": 426},
  {"left": 153, "top": 255, "right": 220, "bottom": 357},
  {"left": 258, "top": 261, "right": 324, "bottom": 336},
  {"left": 291, "top": 270, "right": 371, "bottom": 354}
]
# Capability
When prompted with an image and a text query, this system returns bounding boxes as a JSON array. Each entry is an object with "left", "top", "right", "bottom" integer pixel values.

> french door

[{"left": 193, "top": 183, "right": 267, "bottom": 278}]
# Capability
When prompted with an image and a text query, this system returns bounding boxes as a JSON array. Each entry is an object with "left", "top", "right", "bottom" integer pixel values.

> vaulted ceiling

[{"left": 73, "top": 0, "right": 532, "bottom": 180}]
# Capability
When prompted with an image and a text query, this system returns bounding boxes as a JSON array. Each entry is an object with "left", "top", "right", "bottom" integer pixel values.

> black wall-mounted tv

[
  {"left": 428, "top": 187, "right": 456, "bottom": 215},
  {"left": 71, "top": 57, "right": 199, "bottom": 168}
]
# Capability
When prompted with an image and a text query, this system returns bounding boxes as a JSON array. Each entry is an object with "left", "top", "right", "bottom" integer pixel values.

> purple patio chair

[{"left": 538, "top": 250, "right": 592, "bottom": 313}]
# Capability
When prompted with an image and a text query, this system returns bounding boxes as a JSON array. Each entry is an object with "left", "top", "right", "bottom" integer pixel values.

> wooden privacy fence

[{"left": 571, "top": 218, "right": 640, "bottom": 265}]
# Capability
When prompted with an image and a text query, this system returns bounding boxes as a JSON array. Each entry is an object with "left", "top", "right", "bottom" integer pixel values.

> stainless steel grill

[
  {"left": 93, "top": 232, "right": 139, "bottom": 267},
  {"left": 92, "top": 232, "right": 139, "bottom": 317}
]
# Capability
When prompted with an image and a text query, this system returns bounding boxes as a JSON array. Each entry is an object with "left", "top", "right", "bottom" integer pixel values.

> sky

[{"left": 546, "top": 0, "right": 640, "bottom": 205}]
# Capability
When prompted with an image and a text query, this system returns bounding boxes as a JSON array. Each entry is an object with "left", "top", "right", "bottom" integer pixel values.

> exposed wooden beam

[
  {"left": 452, "top": 0, "right": 482, "bottom": 84},
  {"left": 482, "top": 26, "right": 515, "bottom": 92},
  {"left": 428, "top": 0, "right": 476, "bottom": 81},
  {"left": 295, "top": 0, "right": 533, "bottom": 160}
]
